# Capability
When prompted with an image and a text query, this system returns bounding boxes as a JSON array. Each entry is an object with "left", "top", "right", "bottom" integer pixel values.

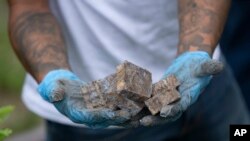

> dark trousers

[
  {"left": 46, "top": 59, "right": 250, "bottom": 141},
  {"left": 220, "top": 0, "right": 250, "bottom": 111}
]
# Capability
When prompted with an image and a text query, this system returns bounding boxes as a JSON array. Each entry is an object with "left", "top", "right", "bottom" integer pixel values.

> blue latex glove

[
  {"left": 37, "top": 70, "right": 130, "bottom": 128},
  {"left": 139, "top": 51, "right": 223, "bottom": 126},
  {"left": 160, "top": 51, "right": 223, "bottom": 121}
]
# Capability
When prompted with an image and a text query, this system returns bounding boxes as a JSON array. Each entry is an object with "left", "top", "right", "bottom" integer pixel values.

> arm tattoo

[
  {"left": 178, "top": 0, "right": 230, "bottom": 56},
  {"left": 10, "top": 12, "right": 70, "bottom": 82}
]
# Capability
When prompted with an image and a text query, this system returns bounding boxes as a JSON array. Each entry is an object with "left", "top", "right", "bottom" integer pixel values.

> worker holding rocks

[{"left": 8, "top": 0, "right": 249, "bottom": 141}]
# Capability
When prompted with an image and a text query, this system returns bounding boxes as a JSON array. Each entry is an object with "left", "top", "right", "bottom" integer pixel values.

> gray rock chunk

[
  {"left": 80, "top": 61, "right": 152, "bottom": 117},
  {"left": 145, "top": 75, "right": 180, "bottom": 115}
]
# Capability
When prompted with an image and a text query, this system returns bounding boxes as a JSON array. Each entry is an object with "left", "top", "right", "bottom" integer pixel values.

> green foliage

[
  {"left": 0, "top": 106, "right": 14, "bottom": 123},
  {"left": 0, "top": 106, "right": 14, "bottom": 141},
  {"left": 0, "top": 129, "right": 12, "bottom": 141}
]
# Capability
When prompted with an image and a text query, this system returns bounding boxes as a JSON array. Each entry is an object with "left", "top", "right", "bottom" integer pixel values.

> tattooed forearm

[
  {"left": 9, "top": 11, "right": 70, "bottom": 82},
  {"left": 178, "top": 0, "right": 231, "bottom": 56}
]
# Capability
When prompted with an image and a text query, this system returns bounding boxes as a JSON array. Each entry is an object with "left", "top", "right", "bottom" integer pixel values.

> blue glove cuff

[
  {"left": 163, "top": 51, "right": 211, "bottom": 77},
  {"left": 179, "top": 51, "right": 210, "bottom": 60},
  {"left": 37, "top": 69, "right": 80, "bottom": 102}
]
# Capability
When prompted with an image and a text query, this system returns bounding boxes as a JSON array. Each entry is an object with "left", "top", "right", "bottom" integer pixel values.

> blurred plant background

[
  {"left": 0, "top": 0, "right": 42, "bottom": 139},
  {"left": 0, "top": 106, "right": 14, "bottom": 141}
]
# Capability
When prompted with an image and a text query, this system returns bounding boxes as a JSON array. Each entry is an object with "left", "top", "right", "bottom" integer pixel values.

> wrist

[
  {"left": 37, "top": 69, "right": 79, "bottom": 102},
  {"left": 174, "top": 51, "right": 211, "bottom": 65},
  {"left": 177, "top": 35, "right": 217, "bottom": 57},
  {"left": 36, "top": 67, "right": 71, "bottom": 83},
  {"left": 38, "top": 69, "right": 79, "bottom": 84},
  {"left": 177, "top": 43, "right": 213, "bottom": 56}
]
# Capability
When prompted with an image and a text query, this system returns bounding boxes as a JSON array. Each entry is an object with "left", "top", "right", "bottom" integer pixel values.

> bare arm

[
  {"left": 8, "top": 0, "right": 70, "bottom": 83},
  {"left": 178, "top": 0, "right": 231, "bottom": 56}
]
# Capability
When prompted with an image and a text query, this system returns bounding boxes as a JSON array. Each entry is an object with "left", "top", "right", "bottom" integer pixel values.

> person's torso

[{"left": 22, "top": 0, "right": 180, "bottom": 126}]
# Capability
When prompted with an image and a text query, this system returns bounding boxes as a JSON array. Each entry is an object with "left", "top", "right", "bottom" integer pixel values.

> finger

[
  {"left": 118, "top": 108, "right": 150, "bottom": 128},
  {"left": 37, "top": 80, "right": 63, "bottom": 102},
  {"left": 140, "top": 115, "right": 164, "bottom": 126},
  {"left": 160, "top": 103, "right": 182, "bottom": 121},
  {"left": 112, "top": 110, "right": 131, "bottom": 122},
  {"left": 85, "top": 109, "right": 132, "bottom": 128},
  {"left": 47, "top": 79, "right": 82, "bottom": 102},
  {"left": 48, "top": 80, "right": 66, "bottom": 102},
  {"left": 40, "top": 81, "right": 65, "bottom": 103},
  {"left": 59, "top": 79, "right": 84, "bottom": 98},
  {"left": 118, "top": 120, "right": 140, "bottom": 128},
  {"left": 53, "top": 99, "right": 128, "bottom": 128},
  {"left": 160, "top": 104, "right": 175, "bottom": 117},
  {"left": 160, "top": 94, "right": 191, "bottom": 119},
  {"left": 64, "top": 108, "right": 114, "bottom": 128},
  {"left": 70, "top": 108, "right": 131, "bottom": 127},
  {"left": 99, "top": 110, "right": 132, "bottom": 128},
  {"left": 195, "top": 60, "right": 224, "bottom": 77}
]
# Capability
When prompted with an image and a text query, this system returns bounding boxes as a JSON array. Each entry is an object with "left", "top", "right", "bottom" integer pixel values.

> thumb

[{"left": 195, "top": 60, "right": 224, "bottom": 77}]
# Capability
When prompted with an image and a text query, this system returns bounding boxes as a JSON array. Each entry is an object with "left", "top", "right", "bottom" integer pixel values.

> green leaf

[
  {"left": 0, "top": 128, "right": 12, "bottom": 141},
  {"left": 0, "top": 106, "right": 14, "bottom": 123}
]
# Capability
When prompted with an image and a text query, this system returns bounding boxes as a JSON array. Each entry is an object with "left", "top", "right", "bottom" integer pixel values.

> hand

[
  {"left": 163, "top": 51, "right": 223, "bottom": 119},
  {"left": 138, "top": 51, "right": 223, "bottom": 126},
  {"left": 37, "top": 70, "right": 130, "bottom": 128}
]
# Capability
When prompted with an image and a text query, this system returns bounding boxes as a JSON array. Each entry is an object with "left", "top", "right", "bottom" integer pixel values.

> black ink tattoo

[
  {"left": 178, "top": 0, "right": 230, "bottom": 56},
  {"left": 10, "top": 12, "right": 70, "bottom": 82}
]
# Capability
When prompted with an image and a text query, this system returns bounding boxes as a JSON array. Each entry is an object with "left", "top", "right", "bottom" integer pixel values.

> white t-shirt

[{"left": 22, "top": 0, "right": 220, "bottom": 127}]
